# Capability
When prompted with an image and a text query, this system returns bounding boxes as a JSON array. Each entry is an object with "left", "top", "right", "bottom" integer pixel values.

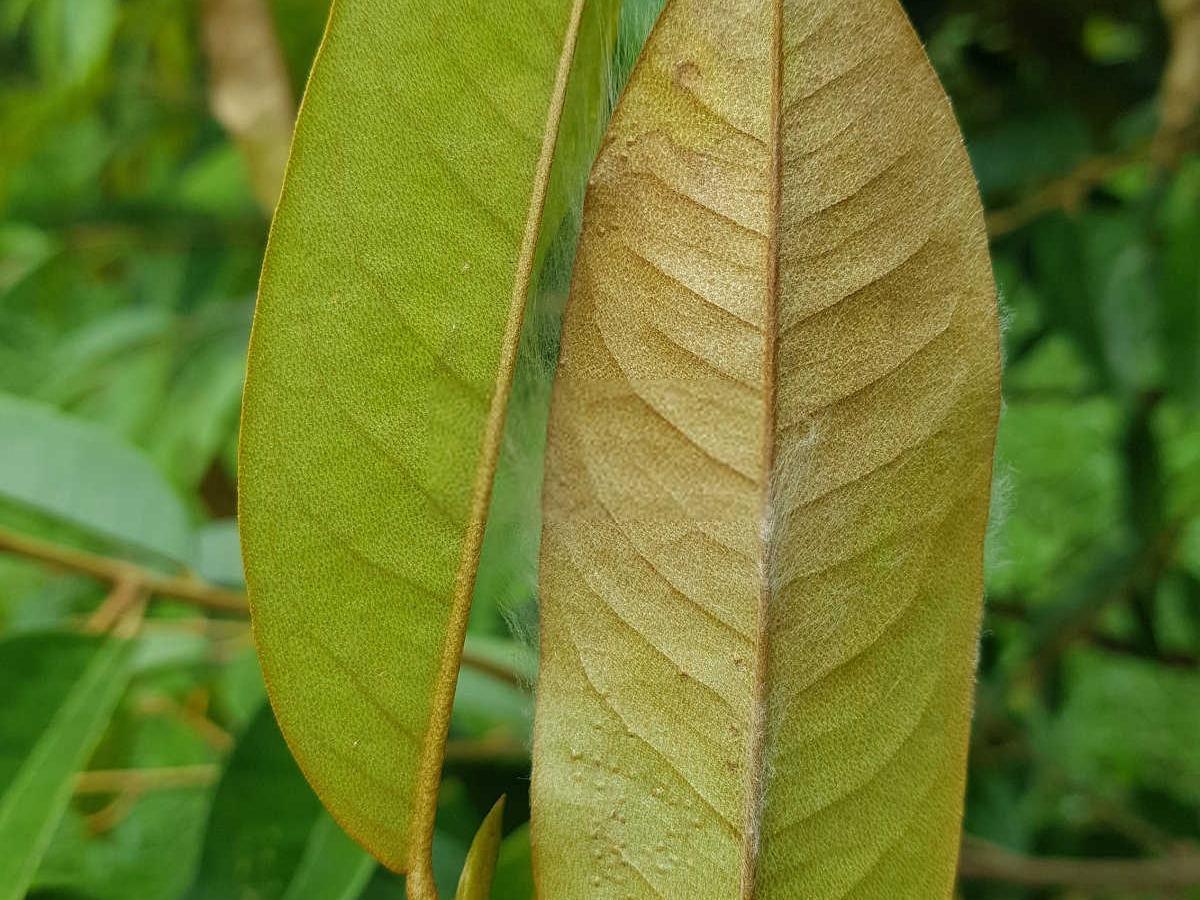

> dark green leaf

[{"left": 0, "top": 632, "right": 132, "bottom": 900}]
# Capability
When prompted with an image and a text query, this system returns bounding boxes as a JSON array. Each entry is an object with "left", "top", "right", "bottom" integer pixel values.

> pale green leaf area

[
  {"left": 0, "top": 393, "right": 193, "bottom": 565},
  {"left": 240, "top": 0, "right": 619, "bottom": 877},
  {"left": 194, "top": 518, "right": 244, "bottom": 587},
  {"left": 0, "top": 631, "right": 132, "bottom": 900},
  {"left": 144, "top": 336, "right": 247, "bottom": 492},
  {"left": 28, "top": 0, "right": 118, "bottom": 86}
]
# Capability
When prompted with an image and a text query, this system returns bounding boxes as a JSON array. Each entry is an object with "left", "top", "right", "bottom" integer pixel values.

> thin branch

[
  {"left": 460, "top": 649, "right": 526, "bottom": 689},
  {"left": 85, "top": 790, "right": 142, "bottom": 836},
  {"left": 85, "top": 576, "right": 147, "bottom": 634},
  {"left": 987, "top": 598, "right": 1199, "bottom": 670},
  {"left": 986, "top": 148, "right": 1147, "bottom": 238},
  {"left": 0, "top": 526, "right": 531, "bottom": 686},
  {"left": 444, "top": 735, "right": 529, "bottom": 765},
  {"left": 959, "top": 836, "right": 1200, "bottom": 890},
  {"left": 1087, "top": 632, "right": 1199, "bottom": 671},
  {"left": 0, "top": 526, "right": 246, "bottom": 613},
  {"left": 1156, "top": 0, "right": 1200, "bottom": 166},
  {"left": 134, "top": 692, "right": 235, "bottom": 752},
  {"left": 1026, "top": 523, "right": 1184, "bottom": 684},
  {"left": 75, "top": 765, "right": 219, "bottom": 795}
]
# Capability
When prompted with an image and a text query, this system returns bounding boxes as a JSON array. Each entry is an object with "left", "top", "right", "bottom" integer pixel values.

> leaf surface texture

[
  {"left": 239, "top": 0, "right": 617, "bottom": 889},
  {"left": 532, "top": 0, "right": 999, "bottom": 896}
]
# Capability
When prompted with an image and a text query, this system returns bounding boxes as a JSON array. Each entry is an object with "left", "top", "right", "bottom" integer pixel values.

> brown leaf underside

[{"left": 532, "top": 0, "right": 999, "bottom": 897}]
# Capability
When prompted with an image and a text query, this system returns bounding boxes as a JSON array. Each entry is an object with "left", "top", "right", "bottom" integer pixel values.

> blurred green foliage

[{"left": 0, "top": 0, "right": 1196, "bottom": 898}]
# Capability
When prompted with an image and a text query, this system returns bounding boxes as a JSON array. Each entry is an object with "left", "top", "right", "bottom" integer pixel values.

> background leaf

[
  {"left": 453, "top": 796, "right": 505, "bottom": 900},
  {"left": 0, "top": 393, "right": 193, "bottom": 565},
  {"left": 0, "top": 632, "right": 132, "bottom": 900},
  {"left": 188, "top": 702, "right": 341, "bottom": 900}
]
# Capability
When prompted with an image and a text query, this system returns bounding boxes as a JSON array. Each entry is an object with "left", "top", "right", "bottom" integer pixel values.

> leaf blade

[
  {"left": 452, "top": 796, "right": 506, "bottom": 900},
  {"left": 0, "top": 392, "right": 192, "bottom": 565},
  {"left": 532, "top": 0, "right": 1000, "bottom": 897},
  {"left": 282, "top": 813, "right": 377, "bottom": 900},
  {"left": 0, "top": 632, "right": 132, "bottom": 900},
  {"left": 239, "top": 0, "right": 618, "bottom": 888}
]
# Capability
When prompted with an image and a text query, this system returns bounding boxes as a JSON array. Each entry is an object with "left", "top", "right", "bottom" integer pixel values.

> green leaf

[
  {"left": 145, "top": 337, "right": 246, "bottom": 490},
  {"left": 188, "top": 702, "right": 330, "bottom": 900},
  {"left": 282, "top": 814, "right": 377, "bottom": 900},
  {"left": 1045, "top": 650, "right": 1200, "bottom": 807},
  {"left": 268, "top": 0, "right": 332, "bottom": 96},
  {"left": 194, "top": 519, "right": 244, "bottom": 587},
  {"left": 490, "top": 823, "right": 533, "bottom": 900},
  {"left": 0, "top": 631, "right": 132, "bottom": 900},
  {"left": 1161, "top": 159, "right": 1200, "bottom": 407},
  {"left": 453, "top": 796, "right": 505, "bottom": 900},
  {"left": 452, "top": 638, "right": 533, "bottom": 743},
  {"left": 1029, "top": 215, "right": 1110, "bottom": 384},
  {"left": 534, "top": 0, "right": 999, "bottom": 897},
  {"left": 0, "top": 392, "right": 193, "bottom": 565},
  {"left": 29, "top": 0, "right": 118, "bottom": 86},
  {"left": 239, "top": 0, "right": 618, "bottom": 889},
  {"left": 0, "top": 223, "right": 58, "bottom": 296},
  {"left": 32, "top": 676, "right": 216, "bottom": 900}
]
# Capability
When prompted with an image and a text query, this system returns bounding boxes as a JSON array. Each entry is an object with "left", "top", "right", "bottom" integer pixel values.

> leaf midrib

[
  {"left": 403, "top": 2, "right": 593, "bottom": 896},
  {"left": 740, "top": 1, "right": 784, "bottom": 896}
]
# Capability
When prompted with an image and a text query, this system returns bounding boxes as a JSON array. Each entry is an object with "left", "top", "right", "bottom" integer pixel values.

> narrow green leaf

[
  {"left": 0, "top": 632, "right": 132, "bottom": 900},
  {"left": 453, "top": 796, "right": 506, "bottom": 900},
  {"left": 0, "top": 392, "right": 192, "bottom": 564},
  {"left": 239, "top": 0, "right": 618, "bottom": 891},
  {"left": 145, "top": 338, "right": 247, "bottom": 490}
]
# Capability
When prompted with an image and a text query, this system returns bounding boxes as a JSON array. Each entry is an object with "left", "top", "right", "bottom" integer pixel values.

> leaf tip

[{"left": 454, "top": 795, "right": 507, "bottom": 900}]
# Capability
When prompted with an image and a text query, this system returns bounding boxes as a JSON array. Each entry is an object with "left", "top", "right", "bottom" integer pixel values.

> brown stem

[
  {"left": 86, "top": 577, "right": 148, "bottom": 634},
  {"left": 1155, "top": 0, "right": 1200, "bottom": 167},
  {"left": 460, "top": 649, "right": 526, "bottom": 689},
  {"left": 75, "top": 765, "right": 219, "bottom": 795},
  {"left": 986, "top": 148, "right": 1147, "bottom": 238},
  {"left": 0, "top": 526, "right": 530, "bottom": 686},
  {"left": 0, "top": 526, "right": 246, "bottom": 613},
  {"left": 959, "top": 836, "right": 1200, "bottom": 890},
  {"left": 135, "top": 692, "right": 235, "bottom": 752}
]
